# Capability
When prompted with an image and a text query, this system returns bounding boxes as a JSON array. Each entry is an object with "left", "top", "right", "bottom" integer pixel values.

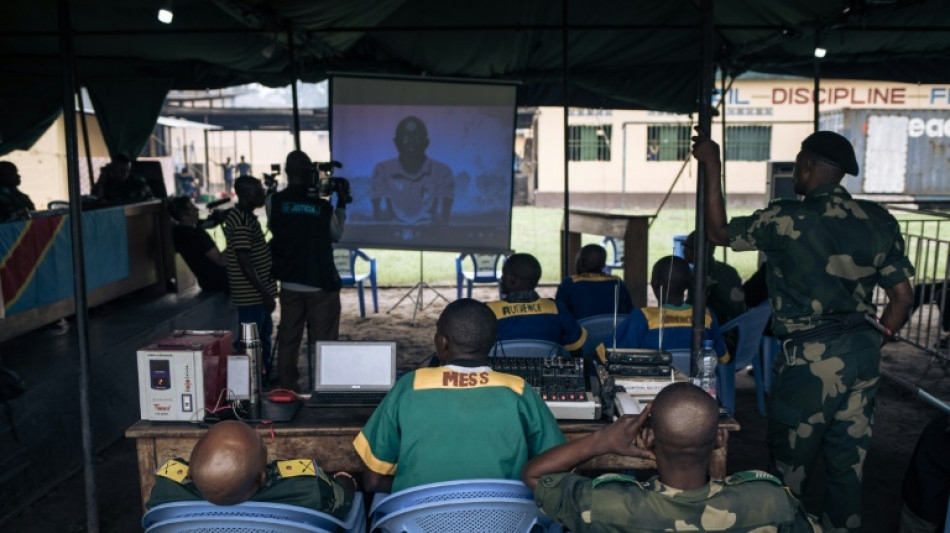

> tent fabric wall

[
  {"left": 0, "top": 83, "right": 63, "bottom": 156},
  {"left": 85, "top": 77, "right": 173, "bottom": 160}
]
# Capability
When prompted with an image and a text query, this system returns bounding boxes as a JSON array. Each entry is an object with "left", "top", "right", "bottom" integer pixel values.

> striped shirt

[{"left": 223, "top": 207, "right": 277, "bottom": 306}]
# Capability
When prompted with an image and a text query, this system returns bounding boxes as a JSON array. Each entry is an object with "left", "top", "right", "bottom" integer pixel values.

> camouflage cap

[{"left": 800, "top": 131, "right": 859, "bottom": 175}]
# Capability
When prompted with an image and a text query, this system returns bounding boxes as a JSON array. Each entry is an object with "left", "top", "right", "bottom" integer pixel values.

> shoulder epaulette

[
  {"left": 276, "top": 459, "right": 317, "bottom": 478},
  {"left": 155, "top": 459, "right": 189, "bottom": 484},
  {"left": 592, "top": 473, "right": 643, "bottom": 488},
  {"left": 726, "top": 470, "right": 783, "bottom": 486}
]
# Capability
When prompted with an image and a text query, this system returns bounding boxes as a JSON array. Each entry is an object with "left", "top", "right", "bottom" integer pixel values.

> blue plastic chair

[
  {"left": 143, "top": 492, "right": 365, "bottom": 533},
  {"left": 760, "top": 334, "right": 780, "bottom": 393},
  {"left": 578, "top": 313, "right": 628, "bottom": 355},
  {"left": 601, "top": 237, "right": 624, "bottom": 274},
  {"left": 716, "top": 302, "right": 772, "bottom": 416},
  {"left": 667, "top": 348, "right": 692, "bottom": 376},
  {"left": 488, "top": 339, "right": 569, "bottom": 359},
  {"left": 672, "top": 234, "right": 688, "bottom": 258},
  {"left": 334, "top": 248, "right": 378, "bottom": 317},
  {"left": 456, "top": 253, "right": 505, "bottom": 299},
  {"left": 369, "top": 479, "right": 560, "bottom": 533}
]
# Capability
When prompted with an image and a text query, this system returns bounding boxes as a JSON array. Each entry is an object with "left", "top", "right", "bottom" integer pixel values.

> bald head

[
  {"left": 436, "top": 298, "right": 498, "bottom": 362},
  {"left": 189, "top": 421, "right": 267, "bottom": 505},
  {"left": 576, "top": 244, "right": 607, "bottom": 274},
  {"left": 501, "top": 253, "right": 541, "bottom": 292},
  {"left": 650, "top": 383, "right": 719, "bottom": 463}
]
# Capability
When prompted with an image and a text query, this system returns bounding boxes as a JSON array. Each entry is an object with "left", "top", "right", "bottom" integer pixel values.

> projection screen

[{"left": 330, "top": 75, "right": 516, "bottom": 252}]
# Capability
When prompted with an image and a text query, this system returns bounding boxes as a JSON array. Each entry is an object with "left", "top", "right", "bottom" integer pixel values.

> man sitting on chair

[
  {"left": 555, "top": 244, "right": 633, "bottom": 320},
  {"left": 522, "top": 382, "right": 820, "bottom": 532},
  {"left": 354, "top": 299, "right": 565, "bottom": 494},
  {"left": 147, "top": 420, "right": 354, "bottom": 518},
  {"left": 488, "top": 253, "right": 588, "bottom": 357},
  {"left": 615, "top": 256, "right": 727, "bottom": 362}
]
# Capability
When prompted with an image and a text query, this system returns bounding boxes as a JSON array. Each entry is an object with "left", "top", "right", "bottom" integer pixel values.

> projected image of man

[{"left": 371, "top": 116, "right": 455, "bottom": 224}]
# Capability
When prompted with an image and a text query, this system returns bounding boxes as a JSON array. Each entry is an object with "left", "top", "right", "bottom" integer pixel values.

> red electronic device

[{"left": 137, "top": 330, "right": 234, "bottom": 421}]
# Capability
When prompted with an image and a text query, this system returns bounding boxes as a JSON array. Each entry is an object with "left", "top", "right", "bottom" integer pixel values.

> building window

[
  {"left": 646, "top": 125, "right": 691, "bottom": 161},
  {"left": 567, "top": 125, "right": 611, "bottom": 161},
  {"left": 725, "top": 125, "right": 771, "bottom": 161}
]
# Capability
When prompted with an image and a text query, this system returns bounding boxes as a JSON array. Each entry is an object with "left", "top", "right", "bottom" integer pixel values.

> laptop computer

[{"left": 305, "top": 341, "right": 397, "bottom": 408}]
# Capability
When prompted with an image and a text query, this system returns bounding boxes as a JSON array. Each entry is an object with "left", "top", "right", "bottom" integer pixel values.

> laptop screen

[{"left": 315, "top": 341, "right": 396, "bottom": 391}]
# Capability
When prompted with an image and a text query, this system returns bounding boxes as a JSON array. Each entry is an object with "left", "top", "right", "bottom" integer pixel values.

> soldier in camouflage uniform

[
  {"left": 146, "top": 421, "right": 353, "bottom": 519},
  {"left": 693, "top": 128, "right": 915, "bottom": 532},
  {"left": 523, "top": 382, "right": 820, "bottom": 532},
  {"left": 684, "top": 230, "right": 746, "bottom": 326}
]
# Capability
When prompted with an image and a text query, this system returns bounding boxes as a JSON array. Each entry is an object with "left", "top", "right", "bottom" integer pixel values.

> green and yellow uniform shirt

[
  {"left": 488, "top": 296, "right": 588, "bottom": 352},
  {"left": 534, "top": 471, "right": 821, "bottom": 532},
  {"left": 353, "top": 362, "right": 565, "bottom": 493},
  {"left": 555, "top": 273, "right": 634, "bottom": 321},
  {"left": 223, "top": 207, "right": 277, "bottom": 306},
  {"left": 146, "top": 458, "right": 353, "bottom": 519},
  {"left": 727, "top": 184, "right": 914, "bottom": 337}
]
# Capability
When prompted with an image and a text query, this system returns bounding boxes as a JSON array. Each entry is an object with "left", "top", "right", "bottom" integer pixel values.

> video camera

[
  {"left": 312, "top": 161, "right": 352, "bottom": 205},
  {"left": 197, "top": 197, "right": 232, "bottom": 230},
  {"left": 262, "top": 163, "right": 281, "bottom": 194}
]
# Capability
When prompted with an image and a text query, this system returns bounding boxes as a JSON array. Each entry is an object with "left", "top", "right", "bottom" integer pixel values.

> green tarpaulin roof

[{"left": 1, "top": 0, "right": 948, "bottom": 154}]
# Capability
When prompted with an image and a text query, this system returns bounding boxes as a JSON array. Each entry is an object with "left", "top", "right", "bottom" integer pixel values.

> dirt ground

[{"left": 5, "top": 284, "right": 949, "bottom": 532}]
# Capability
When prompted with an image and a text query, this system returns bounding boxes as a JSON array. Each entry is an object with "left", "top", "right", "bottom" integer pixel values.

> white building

[{"left": 529, "top": 76, "right": 950, "bottom": 209}]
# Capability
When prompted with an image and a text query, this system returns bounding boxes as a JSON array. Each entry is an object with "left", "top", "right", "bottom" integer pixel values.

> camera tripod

[{"left": 387, "top": 251, "right": 450, "bottom": 326}]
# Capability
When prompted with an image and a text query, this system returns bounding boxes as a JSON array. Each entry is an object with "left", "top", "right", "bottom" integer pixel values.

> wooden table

[{"left": 126, "top": 408, "right": 740, "bottom": 508}]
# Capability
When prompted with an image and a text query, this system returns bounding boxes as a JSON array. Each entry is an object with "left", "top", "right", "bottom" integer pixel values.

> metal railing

[{"left": 878, "top": 216, "right": 950, "bottom": 373}]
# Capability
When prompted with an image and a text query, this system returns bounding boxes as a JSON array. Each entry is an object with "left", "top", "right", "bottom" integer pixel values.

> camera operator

[
  {"left": 268, "top": 150, "right": 349, "bottom": 391},
  {"left": 167, "top": 196, "right": 228, "bottom": 293}
]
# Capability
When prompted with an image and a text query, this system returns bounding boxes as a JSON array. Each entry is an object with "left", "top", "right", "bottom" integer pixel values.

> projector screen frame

[{"left": 329, "top": 73, "right": 518, "bottom": 254}]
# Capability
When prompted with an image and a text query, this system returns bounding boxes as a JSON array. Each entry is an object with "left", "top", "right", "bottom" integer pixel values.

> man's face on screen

[{"left": 394, "top": 119, "right": 429, "bottom": 158}]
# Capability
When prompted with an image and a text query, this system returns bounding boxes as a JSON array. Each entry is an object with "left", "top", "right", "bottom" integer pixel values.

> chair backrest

[
  {"left": 144, "top": 493, "right": 365, "bottom": 533},
  {"left": 334, "top": 248, "right": 355, "bottom": 279},
  {"left": 488, "top": 339, "right": 569, "bottom": 359},
  {"left": 372, "top": 498, "right": 546, "bottom": 533},
  {"left": 578, "top": 314, "right": 628, "bottom": 348},
  {"left": 147, "top": 516, "right": 328, "bottom": 533},
  {"left": 369, "top": 479, "right": 552, "bottom": 533},
  {"left": 369, "top": 479, "right": 534, "bottom": 519},
  {"left": 667, "top": 348, "right": 693, "bottom": 375},
  {"left": 459, "top": 253, "right": 505, "bottom": 281},
  {"left": 720, "top": 301, "right": 771, "bottom": 368},
  {"left": 601, "top": 237, "right": 625, "bottom": 268}
]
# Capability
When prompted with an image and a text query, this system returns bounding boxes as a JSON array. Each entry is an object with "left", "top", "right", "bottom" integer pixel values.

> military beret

[{"left": 800, "top": 131, "right": 859, "bottom": 175}]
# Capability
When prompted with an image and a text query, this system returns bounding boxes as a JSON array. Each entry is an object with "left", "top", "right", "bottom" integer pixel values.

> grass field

[
  {"left": 354, "top": 206, "right": 760, "bottom": 286},
  {"left": 207, "top": 204, "right": 948, "bottom": 288}
]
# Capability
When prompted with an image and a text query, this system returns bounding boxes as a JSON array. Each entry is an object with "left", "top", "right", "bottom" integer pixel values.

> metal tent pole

[
  {"left": 74, "top": 77, "right": 95, "bottom": 191},
  {"left": 58, "top": 0, "right": 98, "bottom": 530},
  {"left": 561, "top": 0, "right": 571, "bottom": 278},
  {"left": 287, "top": 25, "right": 301, "bottom": 151},
  {"left": 813, "top": 30, "right": 821, "bottom": 132},
  {"left": 691, "top": 0, "right": 715, "bottom": 371}
]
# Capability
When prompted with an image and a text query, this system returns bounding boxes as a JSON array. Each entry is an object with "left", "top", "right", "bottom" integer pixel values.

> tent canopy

[{"left": 1, "top": 0, "right": 948, "bottom": 154}]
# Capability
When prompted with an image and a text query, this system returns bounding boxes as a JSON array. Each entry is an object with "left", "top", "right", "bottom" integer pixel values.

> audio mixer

[{"left": 489, "top": 356, "right": 601, "bottom": 420}]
